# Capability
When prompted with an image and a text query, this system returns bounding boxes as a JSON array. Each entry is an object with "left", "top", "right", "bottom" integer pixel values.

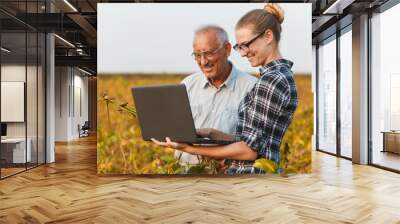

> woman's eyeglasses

[{"left": 233, "top": 31, "right": 266, "bottom": 52}]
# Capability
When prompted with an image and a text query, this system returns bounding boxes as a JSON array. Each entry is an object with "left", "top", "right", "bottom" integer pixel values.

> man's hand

[{"left": 196, "top": 128, "right": 213, "bottom": 138}]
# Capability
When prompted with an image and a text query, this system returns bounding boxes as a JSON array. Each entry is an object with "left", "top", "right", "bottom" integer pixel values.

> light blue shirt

[{"left": 175, "top": 63, "right": 257, "bottom": 164}]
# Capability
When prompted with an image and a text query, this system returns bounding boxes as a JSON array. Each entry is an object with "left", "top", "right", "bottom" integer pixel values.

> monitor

[{"left": 1, "top": 123, "right": 7, "bottom": 137}]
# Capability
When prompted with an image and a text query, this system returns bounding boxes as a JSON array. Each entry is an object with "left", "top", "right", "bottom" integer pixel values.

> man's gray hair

[{"left": 194, "top": 25, "right": 229, "bottom": 45}]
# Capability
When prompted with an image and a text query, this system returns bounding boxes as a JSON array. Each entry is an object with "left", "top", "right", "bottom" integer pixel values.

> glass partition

[
  {"left": 0, "top": 1, "right": 46, "bottom": 179},
  {"left": 38, "top": 32, "right": 45, "bottom": 165},
  {"left": 27, "top": 31, "right": 38, "bottom": 169},
  {"left": 1, "top": 31, "right": 28, "bottom": 177}
]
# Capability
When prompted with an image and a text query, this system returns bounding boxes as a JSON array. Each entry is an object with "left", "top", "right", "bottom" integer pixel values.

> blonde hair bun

[{"left": 264, "top": 3, "right": 284, "bottom": 24}]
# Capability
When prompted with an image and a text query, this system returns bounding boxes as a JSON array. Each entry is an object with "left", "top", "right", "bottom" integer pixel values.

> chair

[{"left": 78, "top": 121, "right": 90, "bottom": 138}]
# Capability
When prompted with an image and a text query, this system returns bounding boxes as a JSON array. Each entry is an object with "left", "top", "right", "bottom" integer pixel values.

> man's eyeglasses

[
  {"left": 191, "top": 45, "right": 224, "bottom": 61},
  {"left": 233, "top": 30, "right": 266, "bottom": 52}
]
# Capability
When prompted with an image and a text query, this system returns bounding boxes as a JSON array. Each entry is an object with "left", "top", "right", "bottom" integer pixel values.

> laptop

[{"left": 131, "top": 84, "right": 236, "bottom": 145}]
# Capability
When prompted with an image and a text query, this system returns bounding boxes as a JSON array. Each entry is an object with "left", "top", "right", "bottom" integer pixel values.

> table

[
  {"left": 0, "top": 138, "right": 31, "bottom": 164},
  {"left": 381, "top": 131, "right": 400, "bottom": 154}
]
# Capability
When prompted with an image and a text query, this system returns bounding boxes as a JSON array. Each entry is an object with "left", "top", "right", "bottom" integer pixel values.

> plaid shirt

[{"left": 227, "top": 59, "right": 298, "bottom": 175}]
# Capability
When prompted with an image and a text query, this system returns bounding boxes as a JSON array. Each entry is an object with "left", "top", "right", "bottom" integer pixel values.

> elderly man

[{"left": 175, "top": 25, "right": 257, "bottom": 164}]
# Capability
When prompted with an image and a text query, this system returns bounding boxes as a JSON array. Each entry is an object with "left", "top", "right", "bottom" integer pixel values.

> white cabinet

[{"left": 1, "top": 138, "right": 32, "bottom": 163}]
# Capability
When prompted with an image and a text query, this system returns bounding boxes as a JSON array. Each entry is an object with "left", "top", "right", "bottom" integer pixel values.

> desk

[
  {"left": 1, "top": 138, "right": 31, "bottom": 163},
  {"left": 382, "top": 131, "right": 400, "bottom": 154}
]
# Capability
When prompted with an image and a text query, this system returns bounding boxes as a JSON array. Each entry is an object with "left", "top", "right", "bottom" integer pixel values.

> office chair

[{"left": 78, "top": 121, "right": 90, "bottom": 138}]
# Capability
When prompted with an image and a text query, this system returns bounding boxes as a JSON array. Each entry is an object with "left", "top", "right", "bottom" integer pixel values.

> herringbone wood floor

[{"left": 1, "top": 135, "right": 400, "bottom": 224}]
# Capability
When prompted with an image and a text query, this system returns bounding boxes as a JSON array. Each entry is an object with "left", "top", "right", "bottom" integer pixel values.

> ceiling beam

[
  {"left": 322, "top": 0, "right": 356, "bottom": 14},
  {"left": 67, "top": 13, "right": 97, "bottom": 39},
  {"left": 55, "top": 55, "right": 96, "bottom": 71}
]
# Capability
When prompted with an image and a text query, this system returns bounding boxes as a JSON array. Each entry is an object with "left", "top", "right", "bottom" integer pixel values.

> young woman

[{"left": 152, "top": 4, "right": 298, "bottom": 174}]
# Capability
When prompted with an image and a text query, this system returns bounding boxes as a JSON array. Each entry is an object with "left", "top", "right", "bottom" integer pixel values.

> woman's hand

[
  {"left": 151, "top": 137, "right": 195, "bottom": 154},
  {"left": 196, "top": 128, "right": 235, "bottom": 141},
  {"left": 152, "top": 138, "right": 257, "bottom": 160}
]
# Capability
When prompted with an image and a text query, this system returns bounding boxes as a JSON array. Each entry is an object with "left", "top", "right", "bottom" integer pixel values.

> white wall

[
  {"left": 55, "top": 67, "right": 89, "bottom": 141},
  {"left": 55, "top": 66, "right": 69, "bottom": 141},
  {"left": 1, "top": 65, "right": 38, "bottom": 138},
  {"left": 1, "top": 65, "right": 26, "bottom": 141},
  {"left": 76, "top": 71, "right": 89, "bottom": 138}
]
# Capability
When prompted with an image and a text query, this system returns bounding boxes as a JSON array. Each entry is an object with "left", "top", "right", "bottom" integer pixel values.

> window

[
  {"left": 317, "top": 37, "right": 337, "bottom": 154},
  {"left": 370, "top": 3, "right": 400, "bottom": 171},
  {"left": 339, "top": 29, "right": 352, "bottom": 158}
]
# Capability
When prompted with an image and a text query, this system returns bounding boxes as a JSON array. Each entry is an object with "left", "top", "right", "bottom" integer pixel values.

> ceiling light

[
  {"left": 63, "top": 0, "right": 78, "bottom": 12},
  {"left": 323, "top": 0, "right": 354, "bottom": 15},
  {"left": 78, "top": 67, "right": 93, "bottom": 76},
  {"left": 54, "top": 34, "right": 75, "bottom": 48},
  {"left": 1, "top": 47, "right": 11, "bottom": 53}
]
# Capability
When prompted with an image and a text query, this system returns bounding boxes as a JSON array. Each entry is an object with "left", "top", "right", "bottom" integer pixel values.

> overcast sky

[{"left": 98, "top": 3, "right": 312, "bottom": 75}]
